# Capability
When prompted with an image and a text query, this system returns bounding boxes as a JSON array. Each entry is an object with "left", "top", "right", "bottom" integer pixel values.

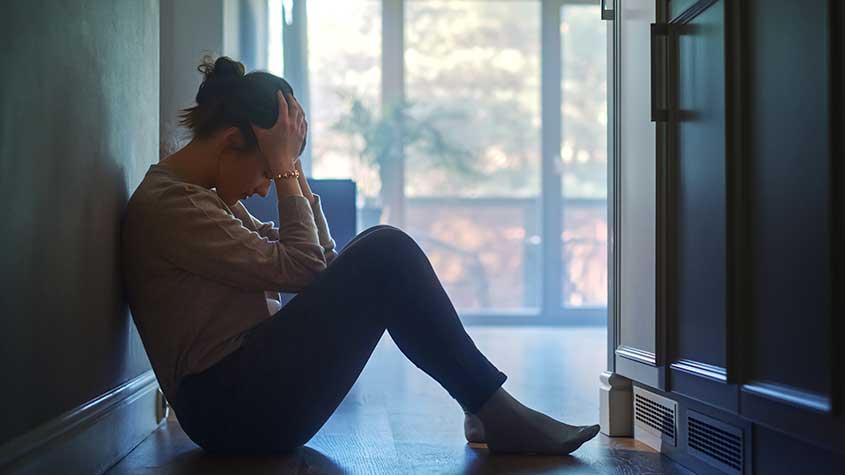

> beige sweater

[{"left": 121, "top": 163, "right": 338, "bottom": 404}]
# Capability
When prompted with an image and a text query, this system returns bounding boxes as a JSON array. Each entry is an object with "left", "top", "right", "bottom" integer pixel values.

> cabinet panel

[
  {"left": 745, "top": 0, "right": 832, "bottom": 398},
  {"left": 672, "top": 0, "right": 727, "bottom": 370},
  {"left": 739, "top": 0, "right": 844, "bottom": 454},
  {"left": 660, "top": 0, "right": 737, "bottom": 413},
  {"left": 617, "top": 0, "right": 659, "bottom": 369}
]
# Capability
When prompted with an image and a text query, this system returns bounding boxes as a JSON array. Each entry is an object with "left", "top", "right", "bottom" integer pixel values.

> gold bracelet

[{"left": 272, "top": 168, "right": 300, "bottom": 180}]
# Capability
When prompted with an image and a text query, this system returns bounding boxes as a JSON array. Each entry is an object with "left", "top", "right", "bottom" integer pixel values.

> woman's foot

[
  {"left": 464, "top": 412, "right": 486, "bottom": 444},
  {"left": 474, "top": 387, "right": 601, "bottom": 455}
]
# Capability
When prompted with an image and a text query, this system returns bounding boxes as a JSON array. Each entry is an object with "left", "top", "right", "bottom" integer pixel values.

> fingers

[
  {"left": 289, "top": 94, "right": 304, "bottom": 123},
  {"left": 275, "top": 90, "right": 289, "bottom": 129},
  {"left": 247, "top": 91, "right": 302, "bottom": 136},
  {"left": 287, "top": 95, "right": 307, "bottom": 139}
]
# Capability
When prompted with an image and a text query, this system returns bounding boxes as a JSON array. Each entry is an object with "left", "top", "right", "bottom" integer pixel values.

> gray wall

[
  {"left": 159, "top": 0, "right": 267, "bottom": 158},
  {"left": 0, "top": 0, "right": 158, "bottom": 444},
  {"left": 160, "top": 0, "right": 226, "bottom": 157}
]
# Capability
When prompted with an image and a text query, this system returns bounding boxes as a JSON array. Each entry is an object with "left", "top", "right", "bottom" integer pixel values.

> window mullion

[
  {"left": 382, "top": 0, "right": 406, "bottom": 227},
  {"left": 541, "top": 0, "right": 564, "bottom": 318}
]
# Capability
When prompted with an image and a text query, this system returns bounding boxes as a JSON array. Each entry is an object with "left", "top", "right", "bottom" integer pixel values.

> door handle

[
  {"left": 601, "top": 0, "right": 615, "bottom": 20},
  {"left": 650, "top": 23, "right": 669, "bottom": 122}
]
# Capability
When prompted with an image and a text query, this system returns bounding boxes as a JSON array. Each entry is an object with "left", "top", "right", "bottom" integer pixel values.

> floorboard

[{"left": 105, "top": 326, "right": 694, "bottom": 474}]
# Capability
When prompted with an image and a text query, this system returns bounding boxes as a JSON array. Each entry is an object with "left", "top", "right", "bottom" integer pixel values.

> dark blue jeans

[{"left": 172, "top": 225, "right": 508, "bottom": 454}]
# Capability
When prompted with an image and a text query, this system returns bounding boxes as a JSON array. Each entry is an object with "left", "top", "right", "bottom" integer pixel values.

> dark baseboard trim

[{"left": 0, "top": 370, "right": 162, "bottom": 475}]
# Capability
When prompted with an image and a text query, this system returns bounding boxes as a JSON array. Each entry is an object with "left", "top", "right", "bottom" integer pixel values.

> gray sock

[{"left": 474, "top": 387, "right": 601, "bottom": 455}]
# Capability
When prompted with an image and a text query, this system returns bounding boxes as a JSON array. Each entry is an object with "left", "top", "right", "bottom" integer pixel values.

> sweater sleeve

[
  {"left": 233, "top": 193, "right": 339, "bottom": 267},
  {"left": 153, "top": 185, "right": 327, "bottom": 293},
  {"left": 307, "top": 193, "right": 340, "bottom": 266}
]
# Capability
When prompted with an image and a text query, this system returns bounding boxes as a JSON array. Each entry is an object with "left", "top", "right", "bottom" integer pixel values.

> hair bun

[
  {"left": 195, "top": 55, "right": 245, "bottom": 104},
  {"left": 198, "top": 55, "right": 245, "bottom": 81}
]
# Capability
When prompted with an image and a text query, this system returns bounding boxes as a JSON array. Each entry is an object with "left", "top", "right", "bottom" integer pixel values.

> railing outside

[{"left": 357, "top": 196, "right": 607, "bottom": 320}]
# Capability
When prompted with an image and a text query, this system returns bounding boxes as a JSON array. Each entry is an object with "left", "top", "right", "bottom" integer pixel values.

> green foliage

[{"left": 331, "top": 93, "right": 484, "bottom": 185}]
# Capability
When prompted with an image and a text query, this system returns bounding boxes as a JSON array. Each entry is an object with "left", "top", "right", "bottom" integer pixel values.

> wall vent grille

[
  {"left": 633, "top": 386, "right": 677, "bottom": 447},
  {"left": 687, "top": 410, "right": 743, "bottom": 474}
]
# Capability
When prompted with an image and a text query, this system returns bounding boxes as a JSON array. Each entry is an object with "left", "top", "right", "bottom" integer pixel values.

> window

[
  {"left": 307, "top": 0, "right": 382, "bottom": 203},
  {"left": 561, "top": 3, "right": 608, "bottom": 308},
  {"left": 405, "top": 1, "right": 541, "bottom": 311},
  {"left": 280, "top": 0, "right": 607, "bottom": 324}
]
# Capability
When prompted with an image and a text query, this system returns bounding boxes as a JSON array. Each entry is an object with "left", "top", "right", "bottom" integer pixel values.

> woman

[{"left": 122, "top": 56, "right": 600, "bottom": 456}]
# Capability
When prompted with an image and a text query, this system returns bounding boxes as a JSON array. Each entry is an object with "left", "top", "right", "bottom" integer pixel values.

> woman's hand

[{"left": 252, "top": 90, "right": 307, "bottom": 175}]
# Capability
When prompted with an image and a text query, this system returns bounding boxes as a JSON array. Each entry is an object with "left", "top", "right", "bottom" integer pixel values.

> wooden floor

[{"left": 105, "top": 326, "right": 693, "bottom": 474}]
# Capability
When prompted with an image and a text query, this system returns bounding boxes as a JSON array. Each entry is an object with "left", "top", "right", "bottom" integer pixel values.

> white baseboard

[
  {"left": 0, "top": 370, "right": 164, "bottom": 475},
  {"left": 599, "top": 370, "right": 633, "bottom": 437}
]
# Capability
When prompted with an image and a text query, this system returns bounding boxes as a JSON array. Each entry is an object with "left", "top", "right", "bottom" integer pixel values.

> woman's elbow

[{"left": 298, "top": 255, "right": 328, "bottom": 284}]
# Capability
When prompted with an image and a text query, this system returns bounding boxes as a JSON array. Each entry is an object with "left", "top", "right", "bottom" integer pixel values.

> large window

[
  {"left": 307, "top": 0, "right": 382, "bottom": 203},
  {"left": 405, "top": 1, "right": 541, "bottom": 311},
  {"left": 284, "top": 0, "right": 607, "bottom": 324}
]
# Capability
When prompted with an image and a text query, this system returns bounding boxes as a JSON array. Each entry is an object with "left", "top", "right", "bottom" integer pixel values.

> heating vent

[
  {"left": 687, "top": 410, "right": 744, "bottom": 474},
  {"left": 633, "top": 386, "right": 677, "bottom": 448}
]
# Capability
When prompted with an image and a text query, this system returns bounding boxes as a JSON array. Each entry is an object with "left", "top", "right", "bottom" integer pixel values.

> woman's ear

[{"left": 220, "top": 126, "right": 248, "bottom": 151}]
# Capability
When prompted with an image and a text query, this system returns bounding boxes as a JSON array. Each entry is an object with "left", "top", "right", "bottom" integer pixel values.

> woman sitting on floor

[{"left": 121, "top": 55, "right": 601, "bottom": 456}]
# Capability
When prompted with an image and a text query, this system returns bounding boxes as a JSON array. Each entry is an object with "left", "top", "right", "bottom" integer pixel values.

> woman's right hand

[{"left": 252, "top": 90, "right": 307, "bottom": 175}]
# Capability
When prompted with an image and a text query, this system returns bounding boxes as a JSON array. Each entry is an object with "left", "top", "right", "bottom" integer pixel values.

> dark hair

[{"left": 178, "top": 55, "right": 305, "bottom": 154}]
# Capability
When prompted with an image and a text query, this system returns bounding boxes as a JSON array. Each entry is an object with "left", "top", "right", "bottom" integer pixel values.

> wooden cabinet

[{"left": 610, "top": 0, "right": 844, "bottom": 470}]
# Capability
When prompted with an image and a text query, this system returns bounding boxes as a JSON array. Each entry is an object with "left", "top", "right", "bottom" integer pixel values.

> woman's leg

[
  {"left": 183, "top": 225, "right": 507, "bottom": 453},
  {"left": 296, "top": 226, "right": 601, "bottom": 456},
  {"left": 334, "top": 224, "right": 394, "bottom": 256}
]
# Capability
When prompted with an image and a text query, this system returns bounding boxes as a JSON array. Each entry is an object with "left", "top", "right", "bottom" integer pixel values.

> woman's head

[{"left": 178, "top": 56, "right": 304, "bottom": 205}]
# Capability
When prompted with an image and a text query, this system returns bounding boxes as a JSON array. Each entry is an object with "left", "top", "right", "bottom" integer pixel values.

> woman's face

[{"left": 216, "top": 145, "right": 273, "bottom": 207}]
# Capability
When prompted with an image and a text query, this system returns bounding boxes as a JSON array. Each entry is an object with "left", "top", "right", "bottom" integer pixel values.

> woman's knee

[
  {"left": 342, "top": 225, "right": 395, "bottom": 252},
  {"left": 362, "top": 224, "right": 397, "bottom": 233},
  {"left": 333, "top": 226, "right": 424, "bottom": 277},
  {"left": 356, "top": 224, "right": 404, "bottom": 242},
  {"left": 353, "top": 225, "right": 420, "bottom": 256}
]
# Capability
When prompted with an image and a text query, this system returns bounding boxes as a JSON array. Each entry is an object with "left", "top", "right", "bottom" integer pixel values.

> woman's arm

[
  {"left": 295, "top": 159, "right": 316, "bottom": 206},
  {"left": 294, "top": 160, "right": 339, "bottom": 265},
  {"left": 153, "top": 185, "right": 326, "bottom": 293},
  {"left": 233, "top": 159, "right": 338, "bottom": 266}
]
